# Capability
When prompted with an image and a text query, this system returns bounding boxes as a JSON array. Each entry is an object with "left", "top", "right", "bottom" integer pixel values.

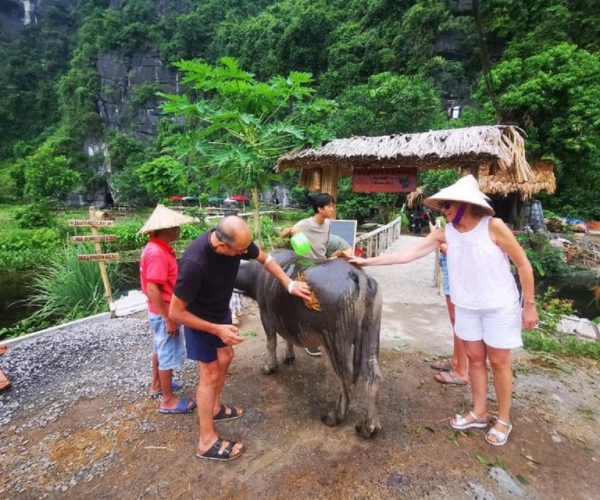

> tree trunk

[
  {"left": 251, "top": 187, "right": 261, "bottom": 245},
  {"left": 472, "top": 0, "right": 501, "bottom": 121}
]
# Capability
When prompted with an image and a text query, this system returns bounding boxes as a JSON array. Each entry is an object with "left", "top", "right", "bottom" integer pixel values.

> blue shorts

[
  {"left": 184, "top": 312, "right": 231, "bottom": 363},
  {"left": 439, "top": 254, "right": 450, "bottom": 296},
  {"left": 149, "top": 313, "right": 186, "bottom": 371}
]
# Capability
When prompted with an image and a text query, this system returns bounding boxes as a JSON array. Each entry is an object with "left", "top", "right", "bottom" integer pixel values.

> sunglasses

[{"left": 440, "top": 201, "right": 453, "bottom": 210}]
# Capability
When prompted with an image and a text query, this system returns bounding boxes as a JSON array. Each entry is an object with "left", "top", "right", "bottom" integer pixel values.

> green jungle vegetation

[
  {"left": 1, "top": 1, "right": 599, "bottom": 349},
  {"left": 1, "top": 0, "right": 599, "bottom": 217}
]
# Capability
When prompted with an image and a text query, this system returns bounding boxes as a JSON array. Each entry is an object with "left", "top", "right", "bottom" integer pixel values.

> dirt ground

[{"left": 1, "top": 299, "right": 599, "bottom": 500}]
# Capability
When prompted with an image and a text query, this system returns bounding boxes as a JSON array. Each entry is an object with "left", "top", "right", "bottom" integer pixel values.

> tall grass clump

[{"left": 29, "top": 244, "right": 121, "bottom": 322}]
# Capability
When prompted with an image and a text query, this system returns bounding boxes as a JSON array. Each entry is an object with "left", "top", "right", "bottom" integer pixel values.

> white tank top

[{"left": 445, "top": 216, "right": 518, "bottom": 309}]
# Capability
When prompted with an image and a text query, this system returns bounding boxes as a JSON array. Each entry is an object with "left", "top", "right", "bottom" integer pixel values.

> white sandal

[
  {"left": 485, "top": 419, "right": 513, "bottom": 446},
  {"left": 450, "top": 410, "right": 488, "bottom": 430}
]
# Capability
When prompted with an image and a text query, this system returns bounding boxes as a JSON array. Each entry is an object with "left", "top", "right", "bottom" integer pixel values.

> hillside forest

[{"left": 0, "top": 0, "right": 599, "bottom": 219}]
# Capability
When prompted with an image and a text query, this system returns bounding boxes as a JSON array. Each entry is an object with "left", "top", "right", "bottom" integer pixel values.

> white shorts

[{"left": 454, "top": 300, "right": 523, "bottom": 349}]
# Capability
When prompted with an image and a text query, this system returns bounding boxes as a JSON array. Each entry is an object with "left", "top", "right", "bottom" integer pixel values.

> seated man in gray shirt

[{"left": 281, "top": 193, "right": 353, "bottom": 355}]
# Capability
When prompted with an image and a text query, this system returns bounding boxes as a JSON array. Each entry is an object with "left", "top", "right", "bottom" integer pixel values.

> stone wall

[{"left": 96, "top": 49, "right": 179, "bottom": 140}]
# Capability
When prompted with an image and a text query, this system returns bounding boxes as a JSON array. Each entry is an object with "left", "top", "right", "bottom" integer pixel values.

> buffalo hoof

[
  {"left": 282, "top": 355, "right": 295, "bottom": 366},
  {"left": 321, "top": 411, "right": 341, "bottom": 427},
  {"left": 262, "top": 364, "right": 278, "bottom": 375},
  {"left": 355, "top": 418, "right": 381, "bottom": 438}
]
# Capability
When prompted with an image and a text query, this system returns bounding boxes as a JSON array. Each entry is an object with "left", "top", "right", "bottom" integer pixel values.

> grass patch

[{"left": 523, "top": 329, "right": 600, "bottom": 360}]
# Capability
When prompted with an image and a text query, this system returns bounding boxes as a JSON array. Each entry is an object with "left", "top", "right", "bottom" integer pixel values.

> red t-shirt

[{"left": 140, "top": 237, "right": 178, "bottom": 314}]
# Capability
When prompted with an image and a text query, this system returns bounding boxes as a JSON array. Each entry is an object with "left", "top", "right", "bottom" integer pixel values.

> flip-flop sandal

[
  {"left": 450, "top": 410, "right": 488, "bottom": 430},
  {"left": 430, "top": 359, "right": 452, "bottom": 371},
  {"left": 159, "top": 398, "right": 196, "bottom": 414},
  {"left": 485, "top": 419, "right": 513, "bottom": 446},
  {"left": 148, "top": 380, "right": 184, "bottom": 398},
  {"left": 213, "top": 404, "right": 244, "bottom": 421},
  {"left": 196, "top": 437, "right": 244, "bottom": 461},
  {"left": 435, "top": 370, "right": 468, "bottom": 385}
]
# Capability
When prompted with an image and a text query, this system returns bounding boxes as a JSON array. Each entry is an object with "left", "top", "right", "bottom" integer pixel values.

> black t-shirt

[{"left": 174, "top": 230, "right": 260, "bottom": 322}]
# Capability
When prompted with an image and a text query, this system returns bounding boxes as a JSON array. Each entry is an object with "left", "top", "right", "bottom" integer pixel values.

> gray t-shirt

[{"left": 294, "top": 216, "right": 331, "bottom": 259}]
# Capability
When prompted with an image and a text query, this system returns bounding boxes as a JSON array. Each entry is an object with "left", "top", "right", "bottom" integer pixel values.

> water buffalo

[{"left": 235, "top": 249, "right": 383, "bottom": 438}]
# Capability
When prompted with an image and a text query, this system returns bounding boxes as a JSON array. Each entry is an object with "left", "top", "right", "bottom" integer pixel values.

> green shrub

[
  {"left": 101, "top": 218, "right": 147, "bottom": 253},
  {"left": 0, "top": 169, "right": 17, "bottom": 203},
  {"left": 258, "top": 215, "right": 286, "bottom": 250},
  {"left": 523, "top": 287, "right": 600, "bottom": 360},
  {"left": 179, "top": 220, "right": 206, "bottom": 241},
  {"left": 12, "top": 202, "right": 55, "bottom": 228},
  {"left": 276, "top": 209, "right": 311, "bottom": 222},
  {"left": 0, "top": 227, "right": 60, "bottom": 252},
  {"left": 399, "top": 211, "right": 409, "bottom": 232},
  {"left": 0, "top": 227, "right": 62, "bottom": 271},
  {"left": 517, "top": 233, "right": 567, "bottom": 278}
]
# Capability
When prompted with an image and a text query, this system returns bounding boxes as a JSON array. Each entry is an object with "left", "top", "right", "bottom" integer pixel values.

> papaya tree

[{"left": 159, "top": 56, "right": 333, "bottom": 241}]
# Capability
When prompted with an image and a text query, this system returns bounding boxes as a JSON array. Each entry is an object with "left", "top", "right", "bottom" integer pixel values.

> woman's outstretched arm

[{"left": 350, "top": 227, "right": 444, "bottom": 266}]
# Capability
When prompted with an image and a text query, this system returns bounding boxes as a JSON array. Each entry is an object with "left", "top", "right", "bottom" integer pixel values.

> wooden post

[
  {"left": 509, "top": 193, "right": 519, "bottom": 229},
  {"left": 88, "top": 207, "right": 116, "bottom": 317}
]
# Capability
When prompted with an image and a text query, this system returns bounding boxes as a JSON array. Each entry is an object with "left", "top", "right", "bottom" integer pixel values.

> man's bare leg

[
  {"left": 213, "top": 346, "right": 243, "bottom": 416},
  {"left": 196, "top": 360, "right": 243, "bottom": 456}
]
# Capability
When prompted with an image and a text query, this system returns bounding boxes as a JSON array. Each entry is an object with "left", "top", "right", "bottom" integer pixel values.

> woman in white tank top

[{"left": 351, "top": 175, "right": 538, "bottom": 447}]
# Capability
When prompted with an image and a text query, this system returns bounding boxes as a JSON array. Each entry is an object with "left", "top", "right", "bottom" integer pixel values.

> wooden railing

[
  {"left": 205, "top": 210, "right": 276, "bottom": 221},
  {"left": 356, "top": 215, "right": 403, "bottom": 258}
]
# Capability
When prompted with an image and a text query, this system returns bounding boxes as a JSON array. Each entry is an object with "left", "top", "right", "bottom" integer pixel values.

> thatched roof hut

[
  {"left": 277, "top": 126, "right": 534, "bottom": 197},
  {"left": 474, "top": 160, "right": 556, "bottom": 200}
]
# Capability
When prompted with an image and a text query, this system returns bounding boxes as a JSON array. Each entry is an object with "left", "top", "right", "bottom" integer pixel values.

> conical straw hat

[
  {"left": 424, "top": 174, "right": 494, "bottom": 215},
  {"left": 138, "top": 204, "right": 196, "bottom": 235}
]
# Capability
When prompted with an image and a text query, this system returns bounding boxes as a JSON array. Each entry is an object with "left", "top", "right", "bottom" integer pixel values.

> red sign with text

[{"left": 352, "top": 168, "right": 417, "bottom": 193}]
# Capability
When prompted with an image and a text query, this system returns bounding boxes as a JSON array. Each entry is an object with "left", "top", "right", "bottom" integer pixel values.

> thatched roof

[
  {"left": 278, "top": 125, "right": 533, "bottom": 182},
  {"left": 475, "top": 160, "right": 556, "bottom": 199}
]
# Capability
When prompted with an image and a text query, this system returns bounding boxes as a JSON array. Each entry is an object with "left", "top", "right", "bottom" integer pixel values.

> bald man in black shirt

[{"left": 170, "top": 216, "right": 311, "bottom": 461}]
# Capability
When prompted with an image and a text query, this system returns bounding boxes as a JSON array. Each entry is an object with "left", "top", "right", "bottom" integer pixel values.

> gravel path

[{"left": 0, "top": 316, "right": 152, "bottom": 428}]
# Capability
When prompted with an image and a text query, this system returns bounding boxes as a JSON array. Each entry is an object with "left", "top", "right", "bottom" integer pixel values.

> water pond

[{"left": 537, "top": 271, "right": 599, "bottom": 320}]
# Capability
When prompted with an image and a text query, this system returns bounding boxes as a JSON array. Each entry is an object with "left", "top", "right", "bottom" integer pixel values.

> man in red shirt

[{"left": 139, "top": 205, "right": 197, "bottom": 414}]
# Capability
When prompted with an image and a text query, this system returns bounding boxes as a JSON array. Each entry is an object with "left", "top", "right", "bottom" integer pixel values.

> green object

[{"left": 290, "top": 232, "right": 311, "bottom": 255}]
